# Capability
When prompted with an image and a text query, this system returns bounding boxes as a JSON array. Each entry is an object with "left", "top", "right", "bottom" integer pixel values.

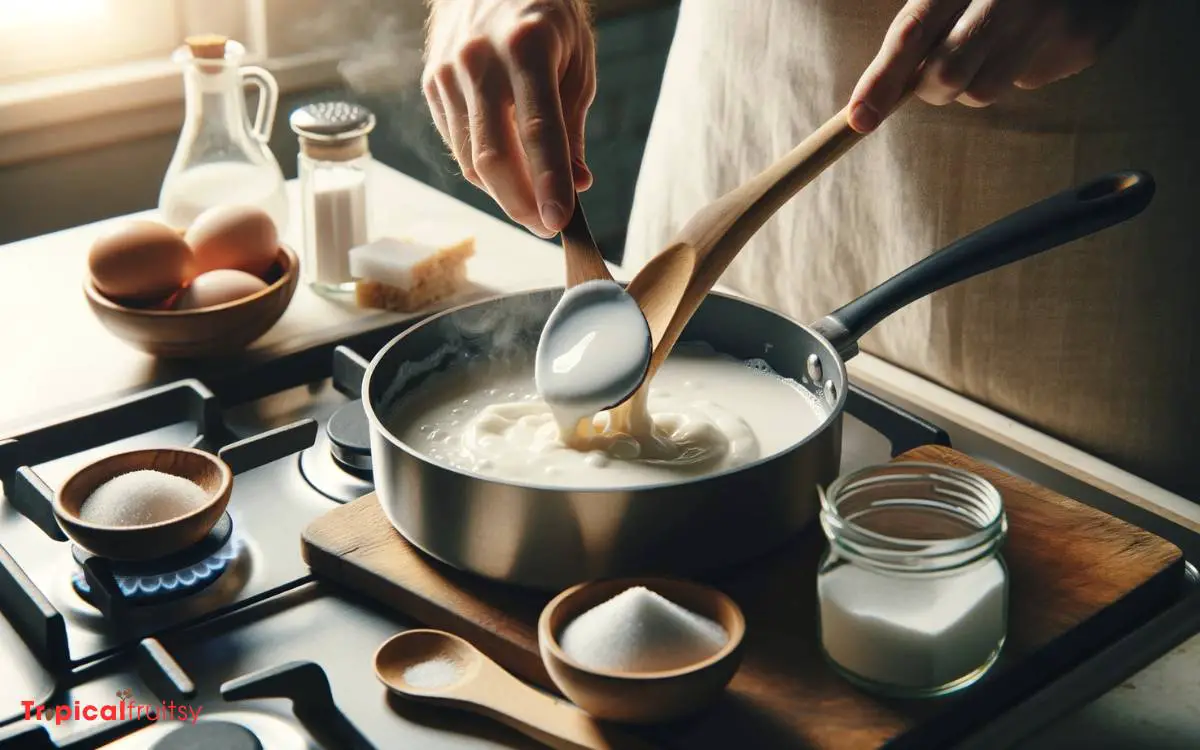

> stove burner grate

[{"left": 72, "top": 513, "right": 242, "bottom": 604}]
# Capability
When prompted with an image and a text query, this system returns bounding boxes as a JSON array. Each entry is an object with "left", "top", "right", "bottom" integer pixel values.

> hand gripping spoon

[
  {"left": 374, "top": 629, "right": 657, "bottom": 750},
  {"left": 610, "top": 102, "right": 879, "bottom": 427},
  {"left": 535, "top": 197, "right": 652, "bottom": 433}
]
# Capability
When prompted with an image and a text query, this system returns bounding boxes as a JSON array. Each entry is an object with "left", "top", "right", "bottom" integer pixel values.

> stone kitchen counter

[{"left": 0, "top": 163, "right": 1196, "bottom": 748}]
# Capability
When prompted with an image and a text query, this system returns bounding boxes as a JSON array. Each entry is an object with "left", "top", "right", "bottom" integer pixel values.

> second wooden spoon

[{"left": 611, "top": 103, "right": 874, "bottom": 424}]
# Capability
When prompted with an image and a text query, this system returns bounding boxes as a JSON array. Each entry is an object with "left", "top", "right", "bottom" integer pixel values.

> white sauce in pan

[{"left": 385, "top": 345, "right": 830, "bottom": 488}]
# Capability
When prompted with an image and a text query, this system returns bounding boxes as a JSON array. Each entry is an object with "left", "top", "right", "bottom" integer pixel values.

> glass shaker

[
  {"left": 158, "top": 35, "right": 289, "bottom": 231},
  {"left": 289, "top": 102, "right": 377, "bottom": 295},
  {"left": 816, "top": 462, "right": 1009, "bottom": 698}
]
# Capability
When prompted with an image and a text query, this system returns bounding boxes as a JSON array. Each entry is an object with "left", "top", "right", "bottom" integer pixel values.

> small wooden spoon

[
  {"left": 611, "top": 103, "right": 873, "bottom": 424},
  {"left": 374, "top": 629, "right": 656, "bottom": 750}
]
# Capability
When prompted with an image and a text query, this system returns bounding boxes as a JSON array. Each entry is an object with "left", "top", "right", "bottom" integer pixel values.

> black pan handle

[{"left": 811, "top": 169, "right": 1155, "bottom": 357}]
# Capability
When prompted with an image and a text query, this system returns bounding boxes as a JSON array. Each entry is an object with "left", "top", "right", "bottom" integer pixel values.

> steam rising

[
  {"left": 288, "top": 0, "right": 451, "bottom": 188},
  {"left": 287, "top": 2, "right": 559, "bottom": 362},
  {"left": 381, "top": 293, "right": 558, "bottom": 413},
  {"left": 442, "top": 292, "right": 556, "bottom": 357}
]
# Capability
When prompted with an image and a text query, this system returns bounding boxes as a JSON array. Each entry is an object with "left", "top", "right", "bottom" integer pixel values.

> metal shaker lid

[{"left": 289, "top": 102, "right": 376, "bottom": 142}]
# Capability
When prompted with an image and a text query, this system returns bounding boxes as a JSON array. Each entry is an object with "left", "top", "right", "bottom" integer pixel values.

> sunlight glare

[{"left": 0, "top": 0, "right": 108, "bottom": 29}]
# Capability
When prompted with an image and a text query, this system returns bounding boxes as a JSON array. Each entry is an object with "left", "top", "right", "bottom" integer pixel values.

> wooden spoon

[
  {"left": 536, "top": 196, "right": 652, "bottom": 420},
  {"left": 374, "top": 629, "right": 656, "bottom": 750},
  {"left": 560, "top": 193, "right": 614, "bottom": 287},
  {"left": 611, "top": 103, "right": 873, "bottom": 426}
]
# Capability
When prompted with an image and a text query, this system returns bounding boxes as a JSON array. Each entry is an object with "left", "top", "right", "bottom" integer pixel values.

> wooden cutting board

[{"left": 300, "top": 446, "right": 1184, "bottom": 749}]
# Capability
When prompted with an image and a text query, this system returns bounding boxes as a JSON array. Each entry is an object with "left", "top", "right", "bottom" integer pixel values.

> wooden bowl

[
  {"left": 53, "top": 448, "right": 233, "bottom": 561},
  {"left": 538, "top": 577, "right": 746, "bottom": 724},
  {"left": 84, "top": 245, "right": 299, "bottom": 358}
]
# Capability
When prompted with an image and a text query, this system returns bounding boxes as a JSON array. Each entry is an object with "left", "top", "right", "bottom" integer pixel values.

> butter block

[{"left": 349, "top": 228, "right": 475, "bottom": 312}]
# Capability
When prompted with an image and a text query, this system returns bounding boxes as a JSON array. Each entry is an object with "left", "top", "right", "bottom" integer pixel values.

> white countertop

[
  {"left": 0, "top": 162, "right": 602, "bottom": 431},
  {"left": 1, "top": 162, "right": 1197, "bottom": 748}
]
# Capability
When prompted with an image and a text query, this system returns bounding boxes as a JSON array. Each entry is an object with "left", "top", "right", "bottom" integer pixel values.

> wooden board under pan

[{"left": 300, "top": 446, "right": 1185, "bottom": 749}]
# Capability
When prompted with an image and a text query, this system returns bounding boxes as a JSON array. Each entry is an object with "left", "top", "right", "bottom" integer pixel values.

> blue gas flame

[{"left": 74, "top": 537, "right": 242, "bottom": 599}]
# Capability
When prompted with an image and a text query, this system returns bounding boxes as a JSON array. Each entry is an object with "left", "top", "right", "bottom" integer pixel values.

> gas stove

[{"left": 0, "top": 322, "right": 1193, "bottom": 749}]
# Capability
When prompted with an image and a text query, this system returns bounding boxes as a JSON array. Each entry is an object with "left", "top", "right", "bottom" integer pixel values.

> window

[
  {"left": 0, "top": 0, "right": 252, "bottom": 85},
  {"left": 0, "top": 0, "right": 375, "bottom": 162}
]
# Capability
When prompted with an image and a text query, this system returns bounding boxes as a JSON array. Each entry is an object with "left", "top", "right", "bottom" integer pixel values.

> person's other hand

[
  {"left": 848, "top": 0, "right": 1140, "bottom": 132},
  {"left": 423, "top": 0, "right": 596, "bottom": 237}
]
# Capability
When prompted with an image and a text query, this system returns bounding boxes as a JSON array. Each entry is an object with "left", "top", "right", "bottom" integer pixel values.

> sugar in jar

[{"left": 816, "top": 462, "right": 1009, "bottom": 698}]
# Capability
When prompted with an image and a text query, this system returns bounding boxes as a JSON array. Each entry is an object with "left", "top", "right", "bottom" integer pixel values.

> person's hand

[
  {"left": 423, "top": 0, "right": 596, "bottom": 237},
  {"left": 848, "top": 0, "right": 1140, "bottom": 132}
]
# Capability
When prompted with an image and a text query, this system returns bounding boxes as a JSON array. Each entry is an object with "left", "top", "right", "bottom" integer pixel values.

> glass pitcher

[{"left": 158, "top": 36, "right": 289, "bottom": 231}]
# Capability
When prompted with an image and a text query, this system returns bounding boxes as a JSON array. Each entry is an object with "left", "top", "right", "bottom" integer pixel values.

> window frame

[
  {"left": 0, "top": 0, "right": 258, "bottom": 86},
  {"left": 0, "top": 0, "right": 343, "bottom": 166}
]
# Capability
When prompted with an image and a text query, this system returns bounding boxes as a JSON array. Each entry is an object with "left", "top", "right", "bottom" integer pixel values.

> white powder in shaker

[
  {"left": 819, "top": 559, "right": 1007, "bottom": 689},
  {"left": 403, "top": 657, "right": 462, "bottom": 689},
  {"left": 559, "top": 586, "right": 728, "bottom": 673},
  {"left": 309, "top": 166, "right": 368, "bottom": 285},
  {"left": 79, "top": 470, "right": 210, "bottom": 527}
]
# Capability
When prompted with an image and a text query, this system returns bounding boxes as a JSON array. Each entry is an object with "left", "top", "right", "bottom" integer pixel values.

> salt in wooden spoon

[
  {"left": 375, "top": 629, "right": 657, "bottom": 750},
  {"left": 610, "top": 102, "right": 881, "bottom": 427}
]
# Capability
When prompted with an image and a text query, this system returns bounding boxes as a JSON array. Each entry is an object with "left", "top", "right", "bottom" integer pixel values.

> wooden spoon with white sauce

[{"left": 536, "top": 197, "right": 651, "bottom": 437}]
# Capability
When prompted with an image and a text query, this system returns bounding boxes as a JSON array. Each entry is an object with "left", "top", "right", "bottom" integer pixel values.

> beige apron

[{"left": 623, "top": 0, "right": 1200, "bottom": 498}]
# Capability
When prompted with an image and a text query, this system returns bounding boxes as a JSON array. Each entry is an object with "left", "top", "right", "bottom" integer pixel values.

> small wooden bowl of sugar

[
  {"left": 54, "top": 448, "right": 233, "bottom": 561},
  {"left": 538, "top": 577, "right": 746, "bottom": 724}
]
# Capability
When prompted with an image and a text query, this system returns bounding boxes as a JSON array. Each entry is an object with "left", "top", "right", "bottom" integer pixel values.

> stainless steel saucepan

[{"left": 361, "top": 170, "right": 1154, "bottom": 590}]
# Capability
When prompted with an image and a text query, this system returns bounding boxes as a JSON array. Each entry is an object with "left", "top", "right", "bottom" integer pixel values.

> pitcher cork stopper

[{"left": 186, "top": 34, "right": 228, "bottom": 59}]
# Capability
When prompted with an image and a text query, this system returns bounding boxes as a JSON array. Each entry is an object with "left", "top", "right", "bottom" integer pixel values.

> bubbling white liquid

[{"left": 386, "top": 345, "right": 830, "bottom": 488}]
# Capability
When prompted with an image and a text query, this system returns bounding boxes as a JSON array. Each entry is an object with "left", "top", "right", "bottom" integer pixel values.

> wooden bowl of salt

[
  {"left": 538, "top": 577, "right": 745, "bottom": 724},
  {"left": 54, "top": 447, "right": 233, "bottom": 561}
]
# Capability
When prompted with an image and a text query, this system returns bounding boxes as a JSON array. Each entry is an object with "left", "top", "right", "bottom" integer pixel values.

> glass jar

[
  {"left": 816, "top": 462, "right": 1009, "bottom": 698},
  {"left": 289, "top": 102, "right": 377, "bottom": 295},
  {"left": 158, "top": 36, "right": 288, "bottom": 231}
]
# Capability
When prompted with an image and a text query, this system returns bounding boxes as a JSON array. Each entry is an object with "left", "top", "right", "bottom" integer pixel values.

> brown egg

[
  {"left": 185, "top": 205, "right": 279, "bottom": 278},
  {"left": 174, "top": 269, "right": 269, "bottom": 310},
  {"left": 88, "top": 221, "right": 193, "bottom": 303}
]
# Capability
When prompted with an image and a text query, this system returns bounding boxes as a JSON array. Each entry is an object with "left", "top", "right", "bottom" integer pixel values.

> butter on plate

[{"left": 349, "top": 228, "right": 475, "bottom": 312}]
